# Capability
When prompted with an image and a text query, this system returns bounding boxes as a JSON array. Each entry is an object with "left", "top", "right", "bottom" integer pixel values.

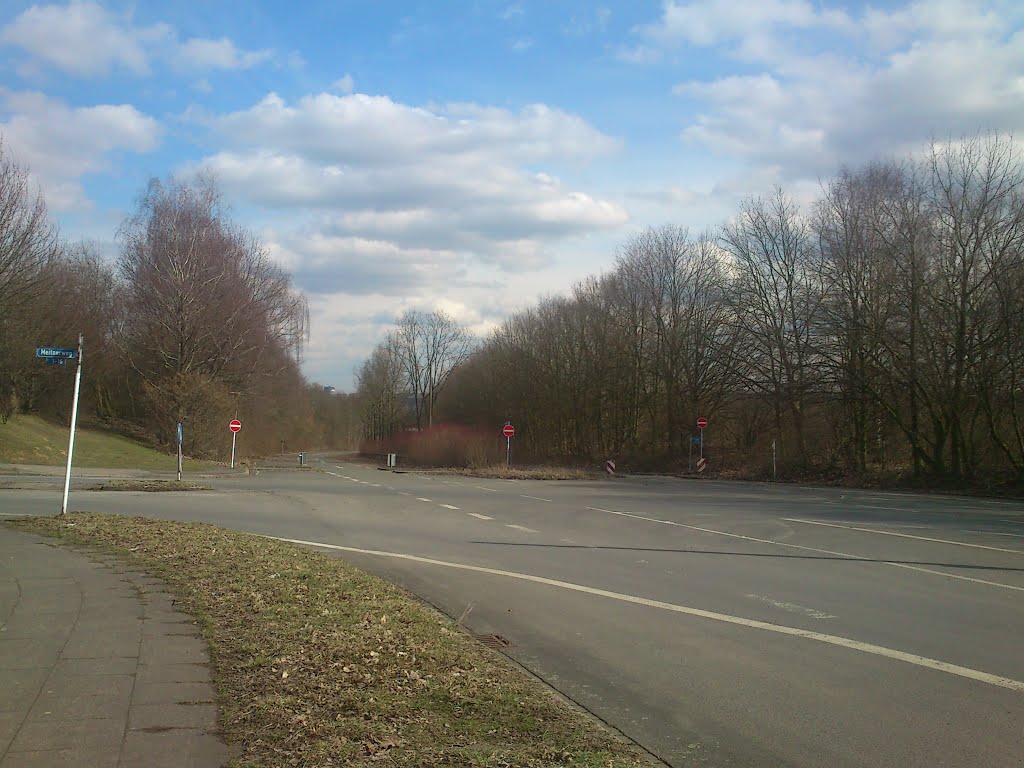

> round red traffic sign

[
  {"left": 502, "top": 424, "right": 515, "bottom": 438},
  {"left": 229, "top": 419, "right": 242, "bottom": 433},
  {"left": 696, "top": 417, "right": 708, "bottom": 430}
]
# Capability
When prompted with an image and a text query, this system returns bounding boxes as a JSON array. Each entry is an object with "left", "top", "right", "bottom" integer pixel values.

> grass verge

[
  {"left": 417, "top": 466, "right": 599, "bottom": 481},
  {"left": 7, "top": 513, "right": 650, "bottom": 768},
  {"left": 85, "top": 480, "right": 212, "bottom": 492},
  {"left": 0, "top": 414, "right": 209, "bottom": 470}
]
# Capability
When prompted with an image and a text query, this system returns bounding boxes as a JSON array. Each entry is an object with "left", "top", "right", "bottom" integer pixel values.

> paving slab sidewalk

[{"left": 0, "top": 526, "right": 230, "bottom": 768}]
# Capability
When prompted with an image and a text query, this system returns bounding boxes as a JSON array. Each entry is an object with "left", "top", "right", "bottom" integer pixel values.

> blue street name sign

[
  {"left": 177, "top": 422, "right": 183, "bottom": 445},
  {"left": 45, "top": 358, "right": 67, "bottom": 366},
  {"left": 690, "top": 436, "right": 702, "bottom": 445},
  {"left": 36, "top": 347, "right": 77, "bottom": 359}
]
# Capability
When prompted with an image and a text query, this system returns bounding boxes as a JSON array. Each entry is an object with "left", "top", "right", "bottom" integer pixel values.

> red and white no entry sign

[
  {"left": 502, "top": 424, "right": 515, "bottom": 438},
  {"left": 696, "top": 417, "right": 708, "bottom": 430},
  {"left": 229, "top": 419, "right": 242, "bottom": 433}
]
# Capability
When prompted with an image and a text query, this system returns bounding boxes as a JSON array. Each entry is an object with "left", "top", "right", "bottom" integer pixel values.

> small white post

[
  {"left": 60, "top": 334, "right": 83, "bottom": 516},
  {"left": 230, "top": 432, "right": 237, "bottom": 469},
  {"left": 176, "top": 422, "right": 183, "bottom": 482},
  {"left": 699, "top": 427, "right": 704, "bottom": 460},
  {"left": 772, "top": 439, "right": 777, "bottom": 480}
]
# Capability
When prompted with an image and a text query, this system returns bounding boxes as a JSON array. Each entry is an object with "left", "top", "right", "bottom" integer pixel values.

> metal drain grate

[{"left": 473, "top": 633, "right": 513, "bottom": 649}]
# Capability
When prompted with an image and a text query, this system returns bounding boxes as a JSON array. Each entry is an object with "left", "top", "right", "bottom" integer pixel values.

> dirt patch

[{"left": 85, "top": 480, "right": 212, "bottom": 492}]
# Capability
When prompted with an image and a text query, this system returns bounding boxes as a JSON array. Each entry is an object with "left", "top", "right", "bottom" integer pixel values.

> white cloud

[
  {"left": 500, "top": 4, "right": 525, "bottom": 21},
  {"left": 0, "top": 90, "right": 160, "bottom": 210},
  {"left": 636, "top": 0, "right": 852, "bottom": 48},
  {"left": 174, "top": 37, "right": 272, "bottom": 71},
  {"left": 664, "top": 1, "right": 1024, "bottom": 181},
  {"left": 193, "top": 78, "right": 213, "bottom": 94},
  {"left": 331, "top": 73, "right": 355, "bottom": 94},
  {"left": 0, "top": 1, "right": 273, "bottom": 78},
  {"left": 0, "top": 1, "right": 170, "bottom": 77},
  {"left": 510, "top": 37, "right": 534, "bottom": 52},
  {"left": 189, "top": 93, "right": 625, "bottom": 278}
]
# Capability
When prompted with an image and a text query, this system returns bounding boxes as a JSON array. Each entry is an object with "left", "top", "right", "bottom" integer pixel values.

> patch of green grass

[
  {"left": 0, "top": 414, "right": 208, "bottom": 470},
  {"left": 9, "top": 514, "right": 651, "bottom": 768}
]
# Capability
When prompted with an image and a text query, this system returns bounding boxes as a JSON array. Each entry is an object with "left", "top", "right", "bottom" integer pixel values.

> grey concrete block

[
  {"left": 131, "top": 681, "right": 217, "bottom": 706},
  {"left": 27, "top": 692, "right": 130, "bottom": 722},
  {"left": 120, "top": 728, "right": 231, "bottom": 768},
  {"left": 0, "top": 747, "right": 120, "bottom": 768},
  {"left": 0, "top": 710, "right": 23, "bottom": 754},
  {"left": 129, "top": 702, "right": 218, "bottom": 731},
  {"left": 139, "top": 634, "right": 208, "bottom": 666},
  {"left": 60, "top": 632, "right": 140, "bottom": 660},
  {"left": 0, "top": 639, "right": 63, "bottom": 669},
  {"left": 52, "top": 657, "right": 138, "bottom": 677},
  {"left": 35, "top": 673, "right": 134, "bottom": 700},
  {"left": 0, "top": 667, "right": 49, "bottom": 710},
  {"left": 136, "top": 663, "right": 211, "bottom": 684},
  {"left": 8, "top": 717, "right": 126, "bottom": 751}
]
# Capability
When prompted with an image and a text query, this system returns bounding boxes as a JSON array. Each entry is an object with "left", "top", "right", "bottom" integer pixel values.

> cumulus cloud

[
  {"left": 635, "top": 0, "right": 852, "bottom": 49},
  {"left": 187, "top": 92, "right": 626, "bottom": 275},
  {"left": 174, "top": 37, "right": 273, "bottom": 72},
  {"left": 0, "top": 1, "right": 273, "bottom": 77},
  {"left": 646, "top": 0, "right": 1024, "bottom": 181},
  {"left": 331, "top": 74, "right": 355, "bottom": 94},
  {"left": 0, "top": 90, "right": 160, "bottom": 210}
]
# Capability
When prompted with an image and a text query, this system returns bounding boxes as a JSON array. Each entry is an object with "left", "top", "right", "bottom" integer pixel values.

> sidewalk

[{"left": 0, "top": 526, "right": 230, "bottom": 767}]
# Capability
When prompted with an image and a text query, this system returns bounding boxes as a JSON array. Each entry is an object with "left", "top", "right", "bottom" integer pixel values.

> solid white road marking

[
  {"left": 506, "top": 524, "right": 539, "bottom": 533},
  {"left": 326, "top": 471, "right": 338, "bottom": 476},
  {"left": 416, "top": 497, "right": 432, "bottom": 503},
  {"left": 334, "top": 465, "right": 345, "bottom": 469},
  {"left": 474, "top": 485, "right": 499, "bottom": 493},
  {"left": 584, "top": 507, "right": 1024, "bottom": 593},
  {"left": 785, "top": 518, "right": 1024, "bottom": 556},
  {"left": 521, "top": 495, "right": 552, "bottom": 503},
  {"left": 398, "top": 492, "right": 411, "bottom": 496},
  {"left": 268, "top": 536, "right": 1024, "bottom": 694},
  {"left": 369, "top": 484, "right": 381, "bottom": 487},
  {"left": 440, "top": 504, "right": 460, "bottom": 510},
  {"left": 467, "top": 512, "right": 493, "bottom": 520}
]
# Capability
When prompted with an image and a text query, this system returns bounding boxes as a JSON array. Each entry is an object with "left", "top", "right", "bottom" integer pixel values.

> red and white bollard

[{"left": 606, "top": 459, "right": 616, "bottom": 475}]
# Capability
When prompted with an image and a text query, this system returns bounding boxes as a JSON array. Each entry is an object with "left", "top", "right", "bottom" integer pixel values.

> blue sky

[{"left": 2, "top": 0, "right": 1022, "bottom": 390}]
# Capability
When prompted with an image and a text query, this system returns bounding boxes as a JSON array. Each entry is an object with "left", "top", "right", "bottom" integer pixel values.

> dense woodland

[
  {"left": 360, "top": 134, "right": 1024, "bottom": 487},
  {"left": 5, "top": 130, "right": 1023, "bottom": 485},
  {"left": 0, "top": 141, "right": 357, "bottom": 459}
]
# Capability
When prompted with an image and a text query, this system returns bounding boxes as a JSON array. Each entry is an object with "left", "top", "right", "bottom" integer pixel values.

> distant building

[{"left": 323, "top": 385, "right": 336, "bottom": 394}]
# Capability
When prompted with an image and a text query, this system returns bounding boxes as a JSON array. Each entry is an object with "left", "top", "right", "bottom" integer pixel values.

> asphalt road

[{"left": 2, "top": 463, "right": 1023, "bottom": 767}]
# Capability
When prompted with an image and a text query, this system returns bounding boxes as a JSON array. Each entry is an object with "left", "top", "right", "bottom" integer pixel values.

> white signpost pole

[{"left": 60, "top": 334, "right": 84, "bottom": 516}]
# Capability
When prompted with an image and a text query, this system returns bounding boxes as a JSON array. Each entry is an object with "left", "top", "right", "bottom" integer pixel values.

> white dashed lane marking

[
  {"left": 506, "top": 524, "right": 539, "bottom": 533},
  {"left": 467, "top": 513, "right": 493, "bottom": 520},
  {"left": 584, "top": 507, "right": 1024, "bottom": 593},
  {"left": 521, "top": 495, "right": 552, "bottom": 503},
  {"left": 784, "top": 518, "right": 1024, "bottom": 556},
  {"left": 440, "top": 504, "right": 460, "bottom": 510}
]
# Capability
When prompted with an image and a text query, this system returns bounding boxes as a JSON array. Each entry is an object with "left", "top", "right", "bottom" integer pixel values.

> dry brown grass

[
  {"left": 423, "top": 465, "right": 600, "bottom": 481},
  {"left": 84, "top": 479, "right": 212, "bottom": 492},
  {"left": 7, "top": 513, "right": 650, "bottom": 768}
]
